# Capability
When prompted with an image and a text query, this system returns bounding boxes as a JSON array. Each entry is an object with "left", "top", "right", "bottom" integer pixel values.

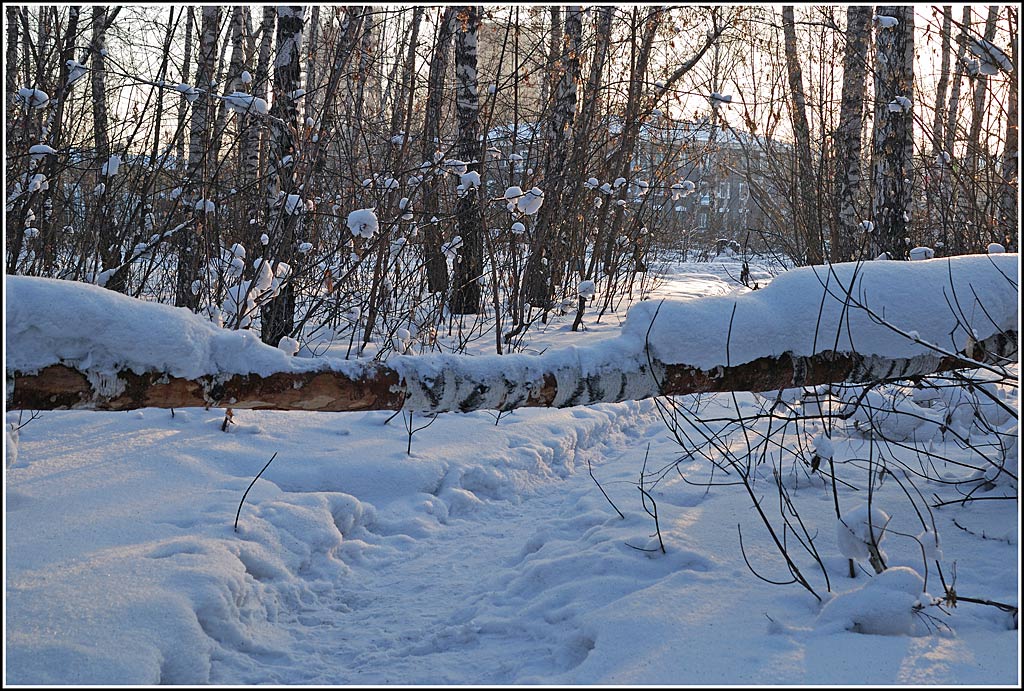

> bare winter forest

[
  {"left": 5, "top": 5, "right": 1017, "bottom": 352},
  {"left": 4, "top": 5, "right": 1021, "bottom": 686}
]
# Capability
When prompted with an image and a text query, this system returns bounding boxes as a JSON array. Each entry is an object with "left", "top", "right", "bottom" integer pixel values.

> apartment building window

[
  {"left": 739, "top": 182, "right": 749, "bottom": 200},
  {"left": 718, "top": 181, "right": 730, "bottom": 199}
]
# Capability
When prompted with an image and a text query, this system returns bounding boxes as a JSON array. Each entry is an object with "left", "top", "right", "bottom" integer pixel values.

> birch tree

[
  {"left": 524, "top": 6, "right": 583, "bottom": 308},
  {"left": 832, "top": 5, "right": 871, "bottom": 262},
  {"left": 90, "top": 6, "right": 118, "bottom": 287},
  {"left": 781, "top": 6, "right": 822, "bottom": 265},
  {"left": 176, "top": 6, "right": 221, "bottom": 309},
  {"left": 998, "top": 7, "right": 1018, "bottom": 248},
  {"left": 260, "top": 6, "right": 304, "bottom": 347},
  {"left": 450, "top": 6, "right": 484, "bottom": 315},
  {"left": 870, "top": 6, "right": 915, "bottom": 260},
  {"left": 421, "top": 7, "right": 458, "bottom": 295}
]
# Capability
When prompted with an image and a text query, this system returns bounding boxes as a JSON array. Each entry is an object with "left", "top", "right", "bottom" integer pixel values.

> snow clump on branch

[
  {"left": 17, "top": 87, "right": 49, "bottom": 109},
  {"left": 347, "top": 209, "right": 379, "bottom": 239},
  {"left": 516, "top": 187, "right": 544, "bottom": 215}
]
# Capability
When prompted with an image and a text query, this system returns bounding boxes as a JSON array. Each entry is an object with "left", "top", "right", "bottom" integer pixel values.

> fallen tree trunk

[
  {"left": 6, "top": 256, "right": 1019, "bottom": 414},
  {"left": 9, "top": 333, "right": 1017, "bottom": 413}
]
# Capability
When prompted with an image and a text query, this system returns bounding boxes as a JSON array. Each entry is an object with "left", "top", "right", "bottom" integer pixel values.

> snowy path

[{"left": 6, "top": 258, "right": 1017, "bottom": 684}]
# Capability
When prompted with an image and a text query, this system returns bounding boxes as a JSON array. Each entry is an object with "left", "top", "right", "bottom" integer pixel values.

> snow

[
  {"left": 27, "top": 174, "right": 47, "bottom": 193},
  {"left": 4, "top": 256, "right": 1019, "bottom": 685},
  {"left": 578, "top": 280, "right": 596, "bottom": 298},
  {"left": 28, "top": 143, "right": 57, "bottom": 160},
  {"left": 811, "top": 433, "right": 833, "bottom": 460},
  {"left": 459, "top": 171, "right": 481, "bottom": 189},
  {"left": 510, "top": 221, "right": 526, "bottom": 235},
  {"left": 66, "top": 59, "right": 88, "bottom": 86},
  {"left": 969, "top": 38, "right": 1012, "bottom": 74},
  {"left": 102, "top": 154, "right": 121, "bottom": 177},
  {"left": 17, "top": 87, "right": 49, "bottom": 108},
  {"left": 621, "top": 254, "right": 1018, "bottom": 370},
  {"left": 816, "top": 567, "right": 930, "bottom": 636},
  {"left": 224, "top": 92, "right": 269, "bottom": 116},
  {"left": 277, "top": 336, "right": 300, "bottom": 356},
  {"left": 874, "top": 14, "right": 899, "bottom": 29},
  {"left": 346, "top": 208, "right": 379, "bottom": 239},
  {"left": 516, "top": 187, "right": 544, "bottom": 215},
  {"left": 283, "top": 194, "right": 303, "bottom": 215},
  {"left": 194, "top": 198, "right": 216, "bottom": 214},
  {"left": 175, "top": 83, "right": 200, "bottom": 102},
  {"left": 836, "top": 503, "right": 891, "bottom": 562},
  {"left": 888, "top": 96, "right": 912, "bottom": 113}
]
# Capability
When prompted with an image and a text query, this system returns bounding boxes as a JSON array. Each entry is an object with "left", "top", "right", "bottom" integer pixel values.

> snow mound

[
  {"left": 622, "top": 254, "right": 1018, "bottom": 370},
  {"left": 816, "top": 567, "right": 930, "bottom": 636},
  {"left": 5, "top": 276, "right": 336, "bottom": 381}
]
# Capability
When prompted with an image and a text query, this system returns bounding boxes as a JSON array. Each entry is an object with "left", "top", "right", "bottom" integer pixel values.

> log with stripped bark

[{"left": 6, "top": 256, "right": 1018, "bottom": 414}]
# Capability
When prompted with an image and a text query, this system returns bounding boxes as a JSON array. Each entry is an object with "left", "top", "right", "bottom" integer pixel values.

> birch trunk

[
  {"left": 870, "top": 6, "right": 915, "bottom": 260},
  {"left": 9, "top": 257, "right": 1016, "bottom": 414},
  {"left": 963, "top": 6, "right": 999, "bottom": 250},
  {"left": 260, "top": 6, "right": 304, "bottom": 348},
  {"left": 389, "top": 6, "right": 424, "bottom": 169},
  {"left": 999, "top": 8, "right": 1018, "bottom": 248},
  {"left": 29, "top": 7, "right": 81, "bottom": 276},
  {"left": 943, "top": 7, "right": 972, "bottom": 157},
  {"left": 450, "top": 6, "right": 484, "bottom": 315},
  {"left": 931, "top": 7, "right": 953, "bottom": 154},
  {"left": 90, "top": 7, "right": 118, "bottom": 282},
  {"left": 210, "top": 6, "right": 249, "bottom": 165},
  {"left": 175, "top": 8, "right": 194, "bottom": 166},
  {"left": 421, "top": 7, "right": 458, "bottom": 295},
  {"left": 240, "top": 7, "right": 274, "bottom": 259},
  {"left": 832, "top": 5, "right": 871, "bottom": 262},
  {"left": 176, "top": 6, "right": 220, "bottom": 309},
  {"left": 781, "top": 6, "right": 822, "bottom": 265},
  {"left": 524, "top": 6, "right": 583, "bottom": 307},
  {"left": 6, "top": 7, "right": 20, "bottom": 113}
]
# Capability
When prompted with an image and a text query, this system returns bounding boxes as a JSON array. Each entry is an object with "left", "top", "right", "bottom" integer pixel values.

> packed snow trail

[
  {"left": 6, "top": 257, "right": 1017, "bottom": 684},
  {"left": 7, "top": 398, "right": 1016, "bottom": 684}
]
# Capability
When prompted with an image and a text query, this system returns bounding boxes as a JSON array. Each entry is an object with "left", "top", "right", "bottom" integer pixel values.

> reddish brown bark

[{"left": 9, "top": 331, "right": 1015, "bottom": 414}]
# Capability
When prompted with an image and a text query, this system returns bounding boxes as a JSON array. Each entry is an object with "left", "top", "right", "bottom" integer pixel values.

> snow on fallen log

[{"left": 6, "top": 255, "right": 1019, "bottom": 413}]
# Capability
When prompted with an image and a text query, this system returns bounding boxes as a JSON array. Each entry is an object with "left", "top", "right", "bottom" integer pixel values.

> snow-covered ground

[{"left": 5, "top": 255, "right": 1019, "bottom": 684}]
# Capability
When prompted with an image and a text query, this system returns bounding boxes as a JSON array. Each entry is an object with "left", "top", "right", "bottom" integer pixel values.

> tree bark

[
  {"left": 260, "top": 6, "right": 304, "bottom": 348},
  {"left": 931, "top": 7, "right": 953, "bottom": 154},
  {"left": 10, "top": 332, "right": 1016, "bottom": 415},
  {"left": 90, "top": 7, "right": 119, "bottom": 282},
  {"left": 175, "top": 8, "right": 194, "bottom": 167},
  {"left": 210, "top": 6, "right": 250, "bottom": 166},
  {"left": 421, "top": 7, "right": 458, "bottom": 295},
  {"left": 999, "top": 8, "right": 1018, "bottom": 249},
  {"left": 781, "top": 6, "right": 822, "bottom": 265},
  {"left": 450, "top": 6, "right": 484, "bottom": 315},
  {"left": 943, "top": 6, "right": 972, "bottom": 158},
  {"left": 9, "top": 256, "right": 1017, "bottom": 414},
  {"left": 176, "top": 6, "right": 221, "bottom": 310},
  {"left": 832, "top": 6, "right": 872, "bottom": 262},
  {"left": 524, "top": 6, "right": 583, "bottom": 308},
  {"left": 870, "top": 6, "right": 915, "bottom": 260},
  {"left": 6, "top": 7, "right": 20, "bottom": 113}
]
